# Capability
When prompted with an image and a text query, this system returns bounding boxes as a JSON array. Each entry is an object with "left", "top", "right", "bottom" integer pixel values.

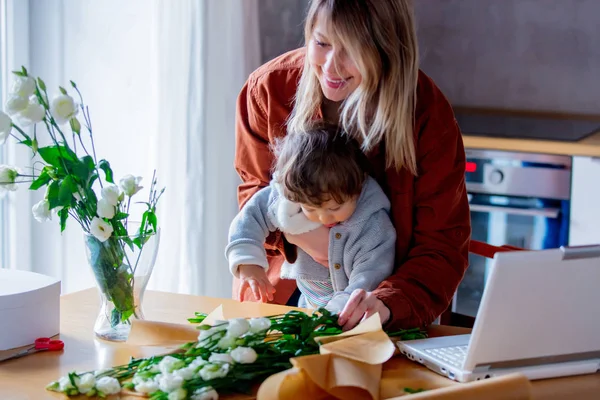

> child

[{"left": 225, "top": 125, "right": 396, "bottom": 313}]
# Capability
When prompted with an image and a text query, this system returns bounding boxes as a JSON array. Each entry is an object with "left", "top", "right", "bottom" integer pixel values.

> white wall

[{"left": 28, "top": 0, "right": 157, "bottom": 293}]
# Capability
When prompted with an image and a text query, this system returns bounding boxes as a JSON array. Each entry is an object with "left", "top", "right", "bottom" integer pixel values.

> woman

[{"left": 233, "top": 0, "right": 471, "bottom": 331}]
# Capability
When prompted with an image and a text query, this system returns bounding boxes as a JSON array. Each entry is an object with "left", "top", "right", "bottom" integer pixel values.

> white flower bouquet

[
  {"left": 46, "top": 308, "right": 427, "bottom": 399},
  {"left": 0, "top": 67, "right": 164, "bottom": 337}
]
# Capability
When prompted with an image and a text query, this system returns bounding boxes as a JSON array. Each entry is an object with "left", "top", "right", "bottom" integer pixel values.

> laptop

[{"left": 397, "top": 245, "right": 600, "bottom": 383}]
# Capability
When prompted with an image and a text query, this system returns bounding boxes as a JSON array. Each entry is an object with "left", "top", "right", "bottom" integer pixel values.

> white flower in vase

[
  {"left": 97, "top": 198, "right": 116, "bottom": 219},
  {"left": 0, "top": 111, "right": 12, "bottom": 145},
  {"left": 119, "top": 174, "right": 143, "bottom": 197},
  {"left": 11, "top": 75, "right": 36, "bottom": 98},
  {"left": 101, "top": 184, "right": 121, "bottom": 206},
  {"left": 16, "top": 96, "right": 45, "bottom": 126},
  {"left": 95, "top": 376, "right": 121, "bottom": 395},
  {"left": 0, "top": 165, "right": 18, "bottom": 193},
  {"left": 32, "top": 199, "right": 52, "bottom": 222},
  {"left": 50, "top": 93, "right": 78, "bottom": 125},
  {"left": 4, "top": 95, "right": 28, "bottom": 116},
  {"left": 90, "top": 217, "right": 113, "bottom": 242}
]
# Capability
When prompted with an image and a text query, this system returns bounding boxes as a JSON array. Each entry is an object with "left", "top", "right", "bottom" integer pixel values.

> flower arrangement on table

[
  {"left": 46, "top": 308, "right": 427, "bottom": 399},
  {"left": 0, "top": 67, "right": 164, "bottom": 339}
]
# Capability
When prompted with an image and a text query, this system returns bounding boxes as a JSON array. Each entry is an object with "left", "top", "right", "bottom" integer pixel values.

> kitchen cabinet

[{"left": 569, "top": 156, "right": 600, "bottom": 246}]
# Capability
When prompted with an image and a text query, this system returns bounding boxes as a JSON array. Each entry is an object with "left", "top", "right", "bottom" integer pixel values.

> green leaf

[
  {"left": 47, "top": 181, "right": 60, "bottom": 209},
  {"left": 22, "top": 66, "right": 28, "bottom": 75},
  {"left": 58, "top": 207, "right": 69, "bottom": 232},
  {"left": 37, "top": 77, "right": 47, "bottom": 91},
  {"left": 70, "top": 155, "right": 95, "bottom": 185},
  {"left": 12, "top": 70, "right": 25, "bottom": 77},
  {"left": 19, "top": 138, "right": 33, "bottom": 147},
  {"left": 29, "top": 170, "right": 52, "bottom": 190},
  {"left": 38, "top": 145, "right": 78, "bottom": 168},
  {"left": 58, "top": 176, "right": 77, "bottom": 206},
  {"left": 147, "top": 211, "right": 157, "bottom": 232},
  {"left": 59, "top": 86, "right": 67, "bottom": 95},
  {"left": 70, "top": 80, "right": 77, "bottom": 89},
  {"left": 111, "top": 309, "right": 121, "bottom": 327},
  {"left": 115, "top": 212, "right": 129, "bottom": 220},
  {"left": 98, "top": 159, "right": 114, "bottom": 183}
]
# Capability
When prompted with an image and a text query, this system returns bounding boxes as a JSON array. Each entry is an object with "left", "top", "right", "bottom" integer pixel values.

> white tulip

[
  {"left": 17, "top": 97, "right": 45, "bottom": 126},
  {"left": 4, "top": 95, "right": 28, "bottom": 115},
  {"left": 119, "top": 174, "right": 143, "bottom": 197},
  {"left": 230, "top": 347, "right": 258, "bottom": 364},
  {"left": 95, "top": 376, "right": 121, "bottom": 395},
  {"left": 50, "top": 94, "right": 78, "bottom": 125},
  {"left": 134, "top": 378, "right": 159, "bottom": 394},
  {"left": 11, "top": 75, "right": 36, "bottom": 98},
  {"left": 101, "top": 184, "right": 120, "bottom": 206},
  {"left": 226, "top": 318, "right": 250, "bottom": 338},
  {"left": 0, "top": 165, "right": 18, "bottom": 193},
  {"left": 208, "top": 353, "right": 233, "bottom": 364},
  {"left": 97, "top": 198, "right": 116, "bottom": 219},
  {"left": 158, "top": 373, "right": 184, "bottom": 393},
  {"left": 199, "top": 363, "right": 230, "bottom": 381},
  {"left": 0, "top": 111, "right": 12, "bottom": 145},
  {"left": 191, "top": 387, "right": 219, "bottom": 400},
  {"left": 158, "top": 356, "right": 185, "bottom": 374},
  {"left": 249, "top": 317, "right": 271, "bottom": 333},
  {"left": 74, "top": 373, "right": 96, "bottom": 394},
  {"left": 90, "top": 217, "right": 113, "bottom": 242},
  {"left": 32, "top": 199, "right": 52, "bottom": 223}
]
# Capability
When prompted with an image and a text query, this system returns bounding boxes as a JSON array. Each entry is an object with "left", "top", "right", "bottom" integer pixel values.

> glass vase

[{"left": 84, "top": 225, "right": 160, "bottom": 341}]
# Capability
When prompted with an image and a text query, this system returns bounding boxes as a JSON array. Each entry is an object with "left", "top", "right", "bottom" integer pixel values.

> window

[{"left": 0, "top": 0, "right": 8, "bottom": 268}]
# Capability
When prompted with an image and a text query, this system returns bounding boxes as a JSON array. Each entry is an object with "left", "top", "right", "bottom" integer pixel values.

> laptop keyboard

[{"left": 424, "top": 345, "right": 468, "bottom": 367}]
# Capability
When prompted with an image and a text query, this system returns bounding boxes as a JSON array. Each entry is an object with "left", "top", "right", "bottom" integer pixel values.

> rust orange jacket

[{"left": 233, "top": 48, "right": 471, "bottom": 330}]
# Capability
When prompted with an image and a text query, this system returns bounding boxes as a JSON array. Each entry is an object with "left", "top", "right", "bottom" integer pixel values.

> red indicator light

[{"left": 466, "top": 161, "right": 477, "bottom": 173}]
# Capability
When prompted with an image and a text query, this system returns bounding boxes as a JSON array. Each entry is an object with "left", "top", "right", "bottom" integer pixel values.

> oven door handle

[{"left": 469, "top": 204, "right": 560, "bottom": 218}]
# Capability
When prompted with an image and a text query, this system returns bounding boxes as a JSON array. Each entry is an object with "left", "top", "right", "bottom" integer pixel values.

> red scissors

[{"left": 0, "top": 337, "right": 64, "bottom": 362}]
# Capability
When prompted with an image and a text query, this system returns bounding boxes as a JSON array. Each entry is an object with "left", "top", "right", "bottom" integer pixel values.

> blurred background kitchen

[{"left": 1, "top": 1, "right": 599, "bottom": 316}]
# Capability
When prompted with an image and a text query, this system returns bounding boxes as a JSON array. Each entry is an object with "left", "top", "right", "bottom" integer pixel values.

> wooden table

[{"left": 1, "top": 289, "right": 599, "bottom": 399}]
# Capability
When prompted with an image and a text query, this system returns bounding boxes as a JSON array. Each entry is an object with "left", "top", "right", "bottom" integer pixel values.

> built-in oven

[{"left": 453, "top": 149, "right": 572, "bottom": 317}]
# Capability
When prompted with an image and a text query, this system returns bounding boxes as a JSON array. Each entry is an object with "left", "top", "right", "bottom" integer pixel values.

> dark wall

[{"left": 258, "top": 0, "right": 600, "bottom": 115}]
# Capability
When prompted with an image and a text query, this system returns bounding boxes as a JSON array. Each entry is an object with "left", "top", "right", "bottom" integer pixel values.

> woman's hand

[
  {"left": 238, "top": 264, "right": 276, "bottom": 302},
  {"left": 338, "top": 289, "right": 391, "bottom": 331},
  {"left": 284, "top": 225, "right": 330, "bottom": 267}
]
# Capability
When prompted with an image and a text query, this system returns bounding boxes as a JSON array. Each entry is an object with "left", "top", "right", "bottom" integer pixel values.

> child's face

[{"left": 300, "top": 196, "right": 358, "bottom": 227}]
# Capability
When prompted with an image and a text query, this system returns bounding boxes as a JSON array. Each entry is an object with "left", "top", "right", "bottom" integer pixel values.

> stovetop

[{"left": 454, "top": 112, "right": 600, "bottom": 142}]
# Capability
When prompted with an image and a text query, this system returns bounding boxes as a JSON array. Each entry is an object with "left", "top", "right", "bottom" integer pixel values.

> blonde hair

[
  {"left": 287, "top": 0, "right": 419, "bottom": 175},
  {"left": 272, "top": 124, "right": 369, "bottom": 206}
]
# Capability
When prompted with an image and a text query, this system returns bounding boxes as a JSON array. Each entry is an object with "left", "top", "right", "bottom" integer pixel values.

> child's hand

[{"left": 238, "top": 264, "right": 276, "bottom": 302}]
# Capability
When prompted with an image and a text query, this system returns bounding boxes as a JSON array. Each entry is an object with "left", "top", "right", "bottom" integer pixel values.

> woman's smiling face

[{"left": 307, "top": 12, "right": 362, "bottom": 103}]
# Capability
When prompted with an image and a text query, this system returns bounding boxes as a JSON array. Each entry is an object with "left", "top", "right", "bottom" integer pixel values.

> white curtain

[
  {"left": 3, "top": 0, "right": 261, "bottom": 299},
  {"left": 147, "top": 0, "right": 261, "bottom": 297}
]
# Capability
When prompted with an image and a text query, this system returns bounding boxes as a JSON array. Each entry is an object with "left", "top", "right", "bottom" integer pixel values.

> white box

[{"left": 0, "top": 269, "right": 61, "bottom": 350}]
